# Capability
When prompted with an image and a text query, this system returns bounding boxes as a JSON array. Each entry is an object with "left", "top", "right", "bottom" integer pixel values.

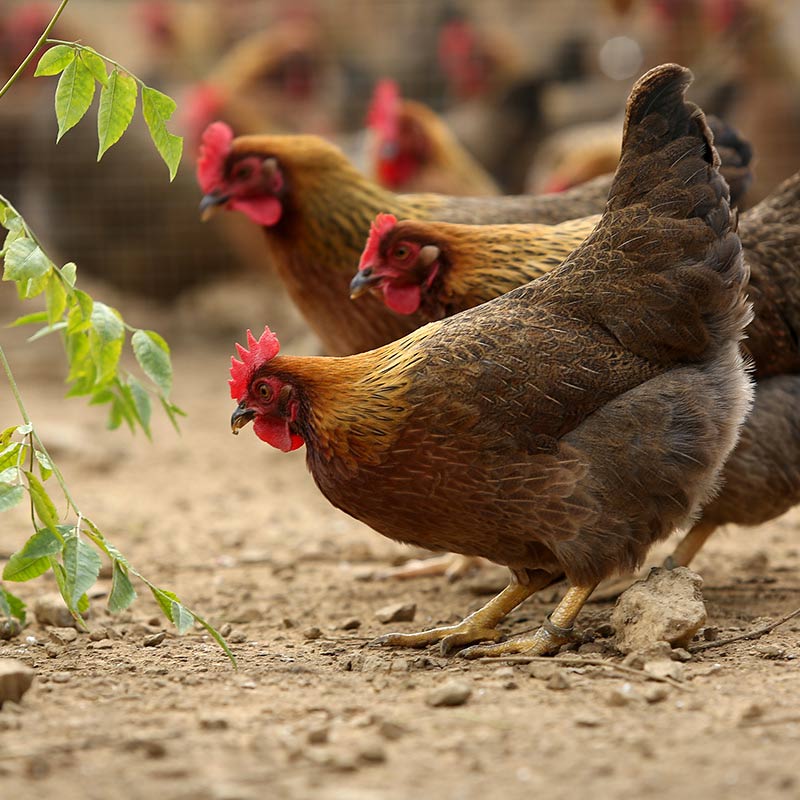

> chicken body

[
  {"left": 229, "top": 65, "right": 752, "bottom": 655},
  {"left": 356, "top": 172, "right": 800, "bottom": 570}
]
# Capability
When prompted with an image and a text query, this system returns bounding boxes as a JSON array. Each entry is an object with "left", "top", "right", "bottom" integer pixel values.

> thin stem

[
  {"left": 0, "top": 0, "right": 71, "bottom": 101},
  {"left": 0, "top": 344, "right": 80, "bottom": 514},
  {"left": 46, "top": 40, "right": 141, "bottom": 85}
]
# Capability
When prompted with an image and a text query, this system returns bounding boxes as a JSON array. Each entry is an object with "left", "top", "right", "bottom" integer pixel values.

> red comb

[
  {"left": 358, "top": 213, "right": 398, "bottom": 270},
  {"left": 196, "top": 121, "right": 234, "bottom": 194},
  {"left": 367, "top": 79, "right": 400, "bottom": 140},
  {"left": 229, "top": 326, "right": 281, "bottom": 400}
]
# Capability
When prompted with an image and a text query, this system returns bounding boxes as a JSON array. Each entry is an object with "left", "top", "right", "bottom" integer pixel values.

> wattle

[
  {"left": 253, "top": 415, "right": 304, "bottom": 452},
  {"left": 384, "top": 283, "right": 421, "bottom": 315},
  {"left": 232, "top": 196, "right": 283, "bottom": 227}
]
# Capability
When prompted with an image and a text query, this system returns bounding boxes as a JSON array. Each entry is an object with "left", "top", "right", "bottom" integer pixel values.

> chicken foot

[
  {"left": 459, "top": 583, "right": 598, "bottom": 659},
  {"left": 373, "top": 574, "right": 555, "bottom": 655}
]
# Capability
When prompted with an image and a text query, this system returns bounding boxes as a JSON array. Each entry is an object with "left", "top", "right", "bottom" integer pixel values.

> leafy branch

[{"left": 0, "top": 2, "right": 234, "bottom": 664}]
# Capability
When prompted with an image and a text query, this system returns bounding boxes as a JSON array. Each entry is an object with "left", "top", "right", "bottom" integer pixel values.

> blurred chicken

[
  {"left": 227, "top": 64, "right": 752, "bottom": 656},
  {"left": 354, "top": 173, "right": 800, "bottom": 574},
  {"left": 367, "top": 79, "right": 499, "bottom": 196}
]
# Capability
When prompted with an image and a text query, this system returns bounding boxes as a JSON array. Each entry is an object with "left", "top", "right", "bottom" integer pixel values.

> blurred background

[{"left": 1, "top": 0, "right": 799, "bottom": 329}]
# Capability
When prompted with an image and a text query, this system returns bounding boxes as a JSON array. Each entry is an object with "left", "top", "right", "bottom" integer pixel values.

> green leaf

[
  {"left": 150, "top": 587, "right": 193, "bottom": 633},
  {"left": 25, "top": 471, "right": 60, "bottom": 534},
  {"left": 160, "top": 398, "right": 187, "bottom": 433},
  {"left": 54, "top": 56, "right": 96, "bottom": 142},
  {"left": 192, "top": 611, "right": 237, "bottom": 667},
  {"left": 131, "top": 329, "right": 172, "bottom": 395},
  {"left": 35, "top": 450, "right": 53, "bottom": 482},
  {"left": 80, "top": 50, "right": 108, "bottom": 85},
  {"left": 0, "top": 585, "right": 27, "bottom": 624},
  {"left": 66, "top": 289, "right": 94, "bottom": 334},
  {"left": 2, "top": 529, "right": 63, "bottom": 582},
  {"left": 9, "top": 311, "right": 49, "bottom": 328},
  {"left": 108, "top": 561, "right": 137, "bottom": 613},
  {"left": 61, "top": 262, "right": 77, "bottom": 286},
  {"left": 28, "top": 321, "right": 67, "bottom": 342},
  {"left": 0, "top": 442, "right": 23, "bottom": 472},
  {"left": 62, "top": 536, "right": 102, "bottom": 605},
  {"left": 77, "top": 593, "right": 90, "bottom": 614},
  {"left": 34, "top": 45, "right": 75, "bottom": 77},
  {"left": 97, "top": 69, "right": 137, "bottom": 160},
  {"left": 125, "top": 376, "right": 152, "bottom": 435},
  {"left": 0, "top": 426, "right": 17, "bottom": 448},
  {"left": 3, "top": 238, "right": 52, "bottom": 298},
  {"left": 0, "top": 482, "right": 24, "bottom": 512},
  {"left": 141, "top": 86, "right": 183, "bottom": 180},
  {"left": 45, "top": 272, "right": 68, "bottom": 325},
  {"left": 89, "top": 302, "right": 124, "bottom": 386}
]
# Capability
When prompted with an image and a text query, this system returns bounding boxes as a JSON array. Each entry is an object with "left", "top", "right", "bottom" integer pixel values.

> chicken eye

[
  {"left": 394, "top": 245, "right": 410, "bottom": 260},
  {"left": 258, "top": 383, "right": 273, "bottom": 400},
  {"left": 234, "top": 163, "right": 253, "bottom": 180}
]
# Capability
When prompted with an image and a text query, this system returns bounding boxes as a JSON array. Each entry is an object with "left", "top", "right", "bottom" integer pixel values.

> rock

[
  {"left": 307, "top": 724, "right": 329, "bottom": 745},
  {"left": 361, "top": 655, "right": 386, "bottom": 672},
  {"left": 546, "top": 672, "right": 572, "bottom": 691},
  {"left": 144, "top": 632, "right": 166, "bottom": 647},
  {"left": 199, "top": 715, "right": 229, "bottom": 730},
  {"left": 227, "top": 630, "right": 247, "bottom": 643},
  {"left": 426, "top": 679, "right": 472, "bottom": 707},
  {"left": 375, "top": 602, "right": 417, "bottom": 624},
  {"left": 755, "top": 643, "right": 784, "bottom": 659},
  {"left": 91, "top": 639, "right": 114, "bottom": 650},
  {"left": 44, "top": 644, "right": 62, "bottom": 659},
  {"left": 357, "top": 741, "right": 387, "bottom": 764},
  {"left": 378, "top": 719, "right": 406, "bottom": 740},
  {"left": 0, "top": 659, "right": 35, "bottom": 706},
  {"left": 702, "top": 626, "right": 719, "bottom": 642},
  {"left": 528, "top": 663, "right": 557, "bottom": 681},
  {"left": 50, "top": 671, "right": 72, "bottom": 684},
  {"left": 0, "top": 618, "right": 22, "bottom": 640},
  {"left": 303, "top": 626, "right": 322, "bottom": 640},
  {"left": 643, "top": 684, "right": 671, "bottom": 704},
  {"left": 643, "top": 659, "right": 685, "bottom": 682},
  {"left": 606, "top": 682, "right": 639, "bottom": 706},
  {"left": 671, "top": 648, "right": 693, "bottom": 662},
  {"left": 340, "top": 618, "right": 362, "bottom": 631},
  {"left": 33, "top": 594, "right": 76, "bottom": 628},
  {"left": 612, "top": 567, "right": 707, "bottom": 653},
  {"left": 49, "top": 628, "right": 78, "bottom": 645}
]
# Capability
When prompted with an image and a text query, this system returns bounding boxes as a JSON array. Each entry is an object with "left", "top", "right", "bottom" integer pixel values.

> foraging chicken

[
  {"left": 197, "top": 112, "right": 749, "bottom": 357},
  {"left": 228, "top": 64, "right": 753, "bottom": 656},
  {"left": 355, "top": 173, "right": 800, "bottom": 573},
  {"left": 367, "top": 79, "right": 499, "bottom": 196}
]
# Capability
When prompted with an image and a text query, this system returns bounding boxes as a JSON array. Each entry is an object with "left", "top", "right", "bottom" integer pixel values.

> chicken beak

[
  {"left": 200, "top": 191, "right": 229, "bottom": 221},
  {"left": 231, "top": 402, "right": 256, "bottom": 435},
  {"left": 349, "top": 267, "right": 381, "bottom": 299}
]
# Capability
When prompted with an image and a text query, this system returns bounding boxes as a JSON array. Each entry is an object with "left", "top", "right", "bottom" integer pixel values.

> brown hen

[
  {"left": 354, "top": 172, "right": 800, "bottom": 574},
  {"left": 228, "top": 64, "right": 752, "bottom": 657}
]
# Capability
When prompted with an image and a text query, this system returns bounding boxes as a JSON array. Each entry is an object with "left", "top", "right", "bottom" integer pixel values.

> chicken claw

[
  {"left": 459, "top": 583, "right": 597, "bottom": 659},
  {"left": 372, "top": 582, "right": 542, "bottom": 654}
]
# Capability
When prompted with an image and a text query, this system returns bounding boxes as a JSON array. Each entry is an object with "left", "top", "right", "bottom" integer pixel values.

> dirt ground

[{"left": 1, "top": 287, "right": 799, "bottom": 800}]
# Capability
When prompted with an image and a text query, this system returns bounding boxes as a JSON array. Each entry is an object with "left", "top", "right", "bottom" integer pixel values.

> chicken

[
  {"left": 366, "top": 79, "right": 499, "bottom": 196},
  {"left": 354, "top": 173, "right": 800, "bottom": 574},
  {"left": 227, "top": 64, "right": 753, "bottom": 657},
  {"left": 197, "top": 113, "right": 750, "bottom": 357}
]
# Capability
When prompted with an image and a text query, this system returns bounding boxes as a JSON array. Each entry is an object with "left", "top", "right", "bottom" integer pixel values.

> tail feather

[{"left": 707, "top": 115, "right": 754, "bottom": 207}]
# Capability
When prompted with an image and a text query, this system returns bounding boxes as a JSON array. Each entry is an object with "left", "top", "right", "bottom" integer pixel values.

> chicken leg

[
  {"left": 663, "top": 520, "right": 718, "bottom": 569},
  {"left": 373, "top": 572, "right": 557, "bottom": 655},
  {"left": 459, "top": 583, "right": 597, "bottom": 659}
]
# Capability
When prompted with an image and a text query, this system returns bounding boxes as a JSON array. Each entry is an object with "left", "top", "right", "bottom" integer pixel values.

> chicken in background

[
  {"left": 227, "top": 65, "right": 752, "bottom": 656},
  {"left": 196, "top": 109, "right": 754, "bottom": 358},
  {"left": 366, "top": 79, "right": 499, "bottom": 196},
  {"left": 354, "top": 172, "right": 800, "bottom": 578}
]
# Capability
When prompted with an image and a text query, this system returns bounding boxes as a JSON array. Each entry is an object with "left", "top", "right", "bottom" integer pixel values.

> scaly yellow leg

[
  {"left": 373, "top": 572, "right": 556, "bottom": 656},
  {"left": 460, "top": 583, "right": 598, "bottom": 659},
  {"left": 664, "top": 521, "right": 718, "bottom": 569}
]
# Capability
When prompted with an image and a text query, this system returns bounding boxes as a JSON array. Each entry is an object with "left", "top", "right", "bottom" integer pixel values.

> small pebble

[
  {"left": 303, "top": 626, "right": 322, "bottom": 640},
  {"left": 50, "top": 672, "right": 72, "bottom": 684},
  {"left": 44, "top": 644, "right": 62, "bottom": 659},
  {"left": 144, "top": 632, "right": 166, "bottom": 647},
  {"left": 426, "top": 679, "right": 472, "bottom": 707},
  {"left": 49, "top": 628, "right": 78, "bottom": 645},
  {"left": 643, "top": 684, "right": 671, "bottom": 704},
  {"left": 33, "top": 595, "right": 77, "bottom": 628},
  {"left": 199, "top": 715, "right": 229, "bottom": 730},
  {"left": 755, "top": 643, "right": 784, "bottom": 659},
  {"left": 307, "top": 725, "right": 329, "bottom": 745},
  {"left": 702, "top": 626, "right": 719, "bottom": 642},
  {"left": 528, "top": 663, "right": 557, "bottom": 681},
  {"left": 218, "top": 623, "right": 232, "bottom": 637},
  {"left": 92, "top": 639, "right": 114, "bottom": 650},
  {"left": 546, "top": 671, "right": 572, "bottom": 691},
  {"left": 671, "top": 648, "right": 692, "bottom": 662},
  {"left": 358, "top": 742, "right": 387, "bottom": 764},
  {"left": 88, "top": 629, "right": 109, "bottom": 642},
  {"left": 575, "top": 714, "right": 604, "bottom": 728},
  {"left": 0, "top": 659, "right": 35, "bottom": 706},
  {"left": 228, "top": 630, "right": 247, "bottom": 644},
  {"left": 340, "top": 618, "right": 362, "bottom": 631},
  {"left": 282, "top": 617, "right": 296, "bottom": 629},
  {"left": 607, "top": 682, "right": 639, "bottom": 706},
  {"left": 643, "top": 659, "right": 685, "bottom": 682},
  {"left": 378, "top": 720, "right": 406, "bottom": 740},
  {"left": 375, "top": 602, "right": 417, "bottom": 624},
  {"left": 739, "top": 702, "right": 765, "bottom": 722}
]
